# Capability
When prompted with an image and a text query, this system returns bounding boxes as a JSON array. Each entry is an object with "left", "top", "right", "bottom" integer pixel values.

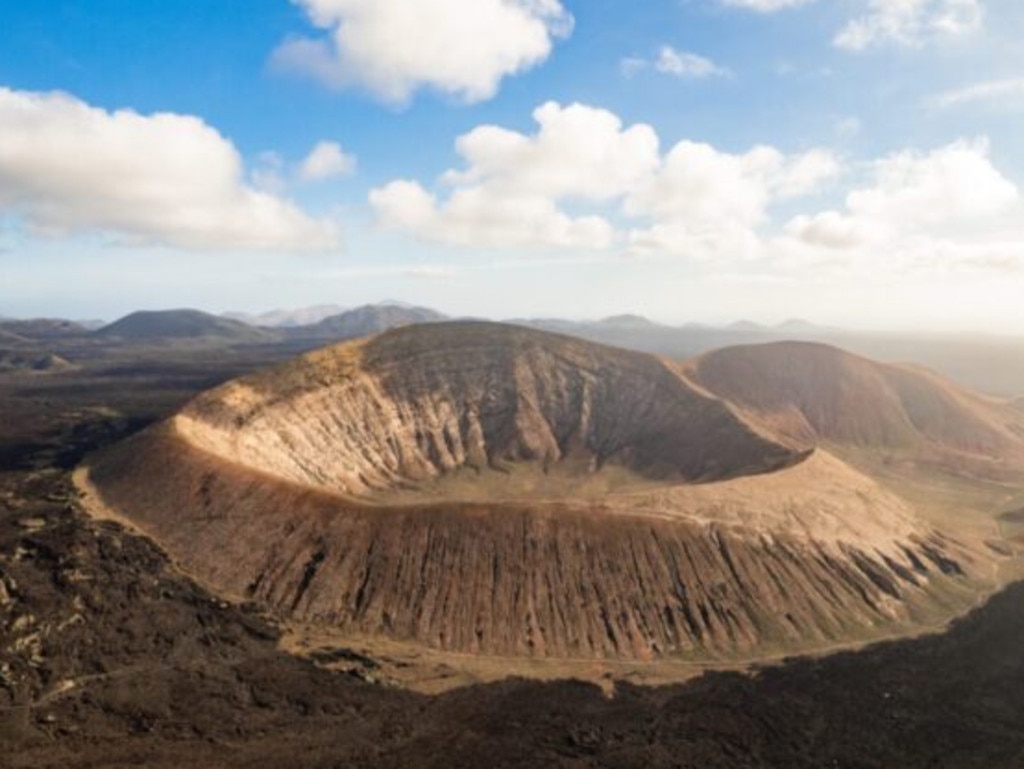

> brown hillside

[
  {"left": 682, "top": 341, "right": 1024, "bottom": 472},
  {"left": 81, "top": 324, "right": 991, "bottom": 664}
]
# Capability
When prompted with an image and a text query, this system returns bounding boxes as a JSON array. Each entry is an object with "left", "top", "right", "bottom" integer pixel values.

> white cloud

[
  {"left": 784, "top": 139, "right": 1020, "bottom": 271},
  {"left": 775, "top": 149, "right": 844, "bottom": 196},
  {"left": 371, "top": 102, "right": 659, "bottom": 250},
  {"left": 371, "top": 101, "right": 839, "bottom": 257},
  {"left": 623, "top": 46, "right": 728, "bottom": 80},
  {"left": 251, "top": 151, "right": 288, "bottom": 194},
  {"left": 629, "top": 143, "right": 760, "bottom": 228},
  {"left": 835, "top": 0, "right": 984, "bottom": 50},
  {"left": 371, "top": 100, "right": 1024, "bottom": 280},
  {"left": 446, "top": 102, "right": 660, "bottom": 201},
  {"left": 371, "top": 180, "right": 614, "bottom": 250},
  {"left": 656, "top": 46, "right": 729, "bottom": 78},
  {"left": 784, "top": 210, "right": 872, "bottom": 249},
  {"left": 627, "top": 221, "right": 765, "bottom": 261},
  {"left": 926, "top": 78, "right": 1024, "bottom": 109},
  {"left": 299, "top": 141, "right": 356, "bottom": 181},
  {"left": 274, "top": 0, "right": 573, "bottom": 104},
  {"left": 625, "top": 144, "right": 840, "bottom": 257},
  {"left": 849, "top": 139, "right": 1015, "bottom": 224},
  {"left": 0, "top": 87, "right": 341, "bottom": 252},
  {"left": 718, "top": 0, "right": 817, "bottom": 10}
]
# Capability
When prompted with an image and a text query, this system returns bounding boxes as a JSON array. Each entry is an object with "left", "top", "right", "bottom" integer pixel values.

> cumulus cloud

[
  {"left": 299, "top": 141, "right": 356, "bottom": 181},
  {"left": 625, "top": 144, "right": 840, "bottom": 258},
  {"left": 783, "top": 139, "right": 1021, "bottom": 275},
  {"left": 848, "top": 139, "right": 1014, "bottom": 223},
  {"left": 835, "top": 0, "right": 984, "bottom": 50},
  {"left": 626, "top": 144, "right": 834, "bottom": 228},
  {"left": 445, "top": 102, "right": 660, "bottom": 201},
  {"left": 371, "top": 100, "right": 1024, "bottom": 278},
  {"left": 0, "top": 87, "right": 341, "bottom": 251},
  {"left": 371, "top": 102, "right": 659, "bottom": 249},
  {"left": 274, "top": 0, "right": 573, "bottom": 104},
  {"left": 371, "top": 180, "right": 615, "bottom": 250},
  {"left": 371, "top": 101, "right": 839, "bottom": 258}
]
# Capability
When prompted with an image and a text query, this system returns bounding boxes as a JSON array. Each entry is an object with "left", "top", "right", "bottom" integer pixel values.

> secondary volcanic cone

[{"left": 81, "top": 323, "right": 999, "bottom": 662}]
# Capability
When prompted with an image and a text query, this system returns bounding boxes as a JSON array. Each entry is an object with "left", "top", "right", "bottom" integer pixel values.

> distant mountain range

[
  {"left": 223, "top": 304, "right": 348, "bottom": 328},
  {"left": 0, "top": 318, "right": 91, "bottom": 340},
  {"left": 223, "top": 301, "right": 439, "bottom": 329},
  {"left": 287, "top": 304, "right": 447, "bottom": 341},
  {"left": 4, "top": 304, "right": 1024, "bottom": 396},
  {"left": 79, "top": 304, "right": 447, "bottom": 346}
]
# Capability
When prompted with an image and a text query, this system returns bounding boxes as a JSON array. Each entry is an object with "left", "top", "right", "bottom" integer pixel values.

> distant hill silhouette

[
  {"left": 0, "top": 318, "right": 88, "bottom": 341},
  {"left": 294, "top": 304, "right": 447, "bottom": 341},
  {"left": 224, "top": 304, "right": 347, "bottom": 328},
  {"left": 95, "top": 309, "right": 277, "bottom": 344}
]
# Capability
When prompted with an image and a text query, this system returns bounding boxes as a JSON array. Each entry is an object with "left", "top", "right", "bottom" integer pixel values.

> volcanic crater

[{"left": 80, "top": 322, "right": 1015, "bottom": 666}]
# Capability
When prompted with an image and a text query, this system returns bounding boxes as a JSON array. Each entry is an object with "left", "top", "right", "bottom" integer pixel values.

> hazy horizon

[{"left": 8, "top": 298, "right": 1024, "bottom": 339}]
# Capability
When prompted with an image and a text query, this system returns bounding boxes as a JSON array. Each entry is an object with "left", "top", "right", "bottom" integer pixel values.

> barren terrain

[{"left": 2, "top": 335, "right": 1024, "bottom": 767}]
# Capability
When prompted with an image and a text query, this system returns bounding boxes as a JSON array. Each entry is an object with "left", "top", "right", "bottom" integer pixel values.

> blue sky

[{"left": 1, "top": 0, "right": 1023, "bottom": 329}]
